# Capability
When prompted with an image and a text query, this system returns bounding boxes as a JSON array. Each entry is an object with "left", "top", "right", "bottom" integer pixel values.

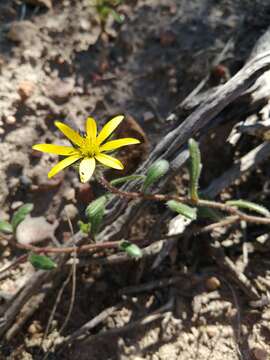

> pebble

[
  {"left": 11, "top": 201, "right": 24, "bottom": 210},
  {"left": 210, "top": 64, "right": 230, "bottom": 84},
  {"left": 143, "top": 111, "right": 155, "bottom": 122},
  {"left": 62, "top": 204, "right": 78, "bottom": 221},
  {"left": 47, "top": 77, "right": 75, "bottom": 102},
  {"left": 206, "top": 276, "right": 221, "bottom": 291},
  {"left": 16, "top": 216, "right": 57, "bottom": 245},
  {"left": 63, "top": 188, "right": 75, "bottom": 202},
  {"left": 253, "top": 348, "right": 268, "bottom": 360},
  {"left": 28, "top": 321, "right": 42, "bottom": 335},
  {"left": 167, "top": 67, "right": 176, "bottom": 77},
  {"left": 3, "top": 248, "right": 11, "bottom": 257},
  {"left": 5, "top": 115, "right": 16, "bottom": 125},
  {"left": 77, "top": 183, "right": 93, "bottom": 205},
  {"left": 7, "top": 21, "right": 38, "bottom": 44},
  {"left": 79, "top": 18, "right": 90, "bottom": 31},
  {"left": 18, "top": 80, "right": 34, "bottom": 100},
  {"left": 159, "top": 29, "right": 176, "bottom": 47}
]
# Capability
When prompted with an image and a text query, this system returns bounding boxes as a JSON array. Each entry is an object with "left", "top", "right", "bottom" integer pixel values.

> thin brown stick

[
  {"left": 42, "top": 215, "right": 77, "bottom": 359},
  {"left": 82, "top": 298, "right": 174, "bottom": 344},
  {"left": 199, "top": 216, "right": 239, "bottom": 233},
  {"left": 59, "top": 249, "right": 76, "bottom": 334},
  {"left": 0, "top": 254, "right": 28, "bottom": 281},
  {"left": 119, "top": 275, "right": 189, "bottom": 296},
  {"left": 6, "top": 292, "right": 46, "bottom": 341},
  {"left": 41, "top": 269, "right": 73, "bottom": 358},
  {"left": 220, "top": 277, "right": 242, "bottom": 349},
  {"left": 10, "top": 216, "right": 239, "bottom": 259},
  {"left": 59, "top": 213, "right": 77, "bottom": 335},
  {"left": 98, "top": 175, "right": 270, "bottom": 225},
  {"left": 1, "top": 172, "right": 269, "bottom": 264},
  {"left": 61, "top": 303, "right": 123, "bottom": 347},
  {"left": 14, "top": 240, "right": 121, "bottom": 254},
  {"left": 210, "top": 240, "right": 260, "bottom": 301},
  {"left": 1, "top": 177, "right": 266, "bottom": 263}
]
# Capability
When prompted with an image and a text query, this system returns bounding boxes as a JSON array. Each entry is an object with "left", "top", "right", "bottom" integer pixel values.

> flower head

[{"left": 32, "top": 115, "right": 140, "bottom": 183}]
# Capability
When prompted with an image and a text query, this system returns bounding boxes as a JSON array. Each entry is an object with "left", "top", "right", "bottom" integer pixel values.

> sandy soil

[{"left": 1, "top": 0, "right": 270, "bottom": 359}]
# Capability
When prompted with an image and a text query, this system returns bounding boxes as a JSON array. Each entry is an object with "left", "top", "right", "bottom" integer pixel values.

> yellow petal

[
  {"left": 86, "top": 117, "right": 97, "bottom": 142},
  {"left": 55, "top": 121, "right": 84, "bottom": 147},
  {"left": 48, "top": 154, "right": 82, "bottom": 178},
  {"left": 95, "top": 153, "right": 124, "bottom": 170},
  {"left": 32, "top": 144, "right": 79, "bottom": 156},
  {"left": 79, "top": 157, "right": 96, "bottom": 183},
  {"left": 100, "top": 138, "right": 140, "bottom": 152},
  {"left": 96, "top": 115, "right": 124, "bottom": 145}
]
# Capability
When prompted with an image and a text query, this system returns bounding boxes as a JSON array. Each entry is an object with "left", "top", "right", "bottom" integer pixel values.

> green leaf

[
  {"left": 77, "top": 220, "right": 91, "bottom": 234},
  {"left": 226, "top": 199, "right": 270, "bottom": 217},
  {"left": 28, "top": 253, "right": 57, "bottom": 270},
  {"left": 188, "top": 138, "right": 202, "bottom": 201},
  {"left": 110, "top": 9, "right": 125, "bottom": 23},
  {"left": 98, "top": 5, "right": 111, "bottom": 20},
  {"left": 110, "top": 175, "right": 145, "bottom": 187},
  {"left": 119, "top": 241, "right": 142, "bottom": 259},
  {"left": 167, "top": 200, "right": 197, "bottom": 220},
  {"left": 0, "top": 220, "right": 13, "bottom": 234},
  {"left": 142, "top": 160, "right": 169, "bottom": 192},
  {"left": 85, "top": 196, "right": 107, "bottom": 235},
  {"left": 11, "top": 203, "right": 34, "bottom": 230}
]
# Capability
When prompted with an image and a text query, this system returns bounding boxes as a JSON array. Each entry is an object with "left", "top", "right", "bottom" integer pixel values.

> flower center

[{"left": 80, "top": 138, "right": 100, "bottom": 157}]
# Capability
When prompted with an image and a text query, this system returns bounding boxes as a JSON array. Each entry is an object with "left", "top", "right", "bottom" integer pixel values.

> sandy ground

[{"left": 1, "top": 0, "right": 270, "bottom": 359}]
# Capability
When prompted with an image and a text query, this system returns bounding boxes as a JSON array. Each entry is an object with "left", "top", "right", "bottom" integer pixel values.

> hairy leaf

[
  {"left": 11, "top": 203, "right": 34, "bottom": 230},
  {"left": 167, "top": 200, "right": 197, "bottom": 220},
  {"left": 226, "top": 199, "right": 270, "bottom": 217},
  {"left": 29, "top": 253, "right": 57, "bottom": 270},
  {"left": 119, "top": 241, "right": 142, "bottom": 259},
  {"left": 85, "top": 196, "right": 107, "bottom": 235},
  {"left": 143, "top": 160, "right": 169, "bottom": 192},
  {"left": 0, "top": 220, "right": 13, "bottom": 234},
  {"left": 110, "top": 175, "right": 145, "bottom": 187},
  {"left": 188, "top": 138, "right": 202, "bottom": 201}
]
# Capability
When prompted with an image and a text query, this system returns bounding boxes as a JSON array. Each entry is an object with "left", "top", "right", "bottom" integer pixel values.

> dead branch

[
  {"left": 0, "top": 232, "right": 85, "bottom": 339},
  {"left": 203, "top": 142, "right": 270, "bottom": 198},
  {"left": 98, "top": 49, "right": 270, "bottom": 241}
]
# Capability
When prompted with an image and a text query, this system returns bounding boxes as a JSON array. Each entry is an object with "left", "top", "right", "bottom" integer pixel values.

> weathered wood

[
  {"left": 203, "top": 142, "right": 270, "bottom": 198},
  {"left": 0, "top": 232, "right": 85, "bottom": 338},
  {"left": 178, "top": 28, "right": 270, "bottom": 114},
  {"left": 98, "top": 49, "right": 270, "bottom": 241}
]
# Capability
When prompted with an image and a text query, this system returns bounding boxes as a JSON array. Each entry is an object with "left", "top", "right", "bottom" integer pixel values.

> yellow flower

[{"left": 32, "top": 115, "right": 140, "bottom": 183}]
